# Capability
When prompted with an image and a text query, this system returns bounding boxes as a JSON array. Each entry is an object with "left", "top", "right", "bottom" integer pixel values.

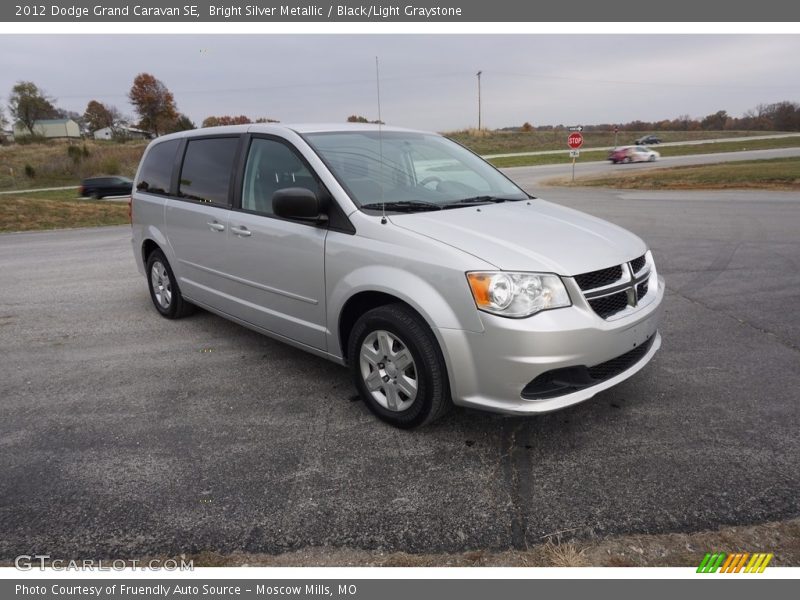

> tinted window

[
  {"left": 178, "top": 137, "right": 239, "bottom": 206},
  {"left": 136, "top": 139, "right": 180, "bottom": 196},
  {"left": 242, "top": 138, "right": 320, "bottom": 215}
]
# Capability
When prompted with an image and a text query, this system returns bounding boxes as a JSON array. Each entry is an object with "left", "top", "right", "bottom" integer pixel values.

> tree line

[
  {"left": 510, "top": 103, "right": 800, "bottom": 133},
  {"left": 3, "top": 74, "right": 798, "bottom": 138},
  {"left": 0, "top": 74, "right": 282, "bottom": 140}
]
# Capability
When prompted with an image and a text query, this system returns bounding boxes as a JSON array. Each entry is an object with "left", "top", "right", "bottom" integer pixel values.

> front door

[{"left": 222, "top": 136, "right": 328, "bottom": 351}]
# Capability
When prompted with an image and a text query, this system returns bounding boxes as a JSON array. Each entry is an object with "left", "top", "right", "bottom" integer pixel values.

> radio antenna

[{"left": 376, "top": 56, "right": 387, "bottom": 224}]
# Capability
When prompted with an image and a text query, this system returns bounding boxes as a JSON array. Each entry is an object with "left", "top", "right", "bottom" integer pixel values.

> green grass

[
  {"left": 445, "top": 128, "right": 787, "bottom": 156},
  {"left": 0, "top": 189, "right": 129, "bottom": 232},
  {"left": 563, "top": 157, "right": 800, "bottom": 191},
  {"left": 490, "top": 150, "right": 609, "bottom": 168},
  {"left": 488, "top": 135, "right": 800, "bottom": 168}
]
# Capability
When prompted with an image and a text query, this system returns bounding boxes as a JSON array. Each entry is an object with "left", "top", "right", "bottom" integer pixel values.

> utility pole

[{"left": 476, "top": 70, "right": 482, "bottom": 131}]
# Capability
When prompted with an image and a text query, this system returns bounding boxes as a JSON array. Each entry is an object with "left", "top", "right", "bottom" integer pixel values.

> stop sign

[{"left": 568, "top": 132, "right": 584, "bottom": 149}]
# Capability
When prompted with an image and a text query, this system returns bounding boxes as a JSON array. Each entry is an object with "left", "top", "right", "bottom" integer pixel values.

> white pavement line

[{"left": 0, "top": 186, "right": 78, "bottom": 195}]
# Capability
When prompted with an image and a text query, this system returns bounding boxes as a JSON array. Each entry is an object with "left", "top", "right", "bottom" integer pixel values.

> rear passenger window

[
  {"left": 135, "top": 139, "right": 180, "bottom": 196},
  {"left": 242, "top": 138, "right": 320, "bottom": 215},
  {"left": 178, "top": 137, "right": 239, "bottom": 206}
]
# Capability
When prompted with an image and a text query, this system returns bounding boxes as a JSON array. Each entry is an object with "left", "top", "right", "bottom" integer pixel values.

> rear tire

[
  {"left": 348, "top": 303, "right": 451, "bottom": 429},
  {"left": 145, "top": 249, "right": 194, "bottom": 319},
  {"left": 90, "top": 190, "right": 101, "bottom": 199}
]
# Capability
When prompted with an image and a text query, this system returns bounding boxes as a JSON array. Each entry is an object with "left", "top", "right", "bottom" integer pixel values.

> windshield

[{"left": 303, "top": 131, "right": 528, "bottom": 211}]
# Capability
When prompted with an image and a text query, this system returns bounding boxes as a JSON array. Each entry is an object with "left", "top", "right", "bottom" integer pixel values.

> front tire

[
  {"left": 146, "top": 249, "right": 194, "bottom": 319},
  {"left": 348, "top": 304, "right": 451, "bottom": 428}
]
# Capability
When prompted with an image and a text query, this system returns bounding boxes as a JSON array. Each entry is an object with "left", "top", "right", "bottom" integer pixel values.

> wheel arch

[
  {"left": 338, "top": 291, "right": 413, "bottom": 362},
  {"left": 141, "top": 238, "right": 161, "bottom": 266}
]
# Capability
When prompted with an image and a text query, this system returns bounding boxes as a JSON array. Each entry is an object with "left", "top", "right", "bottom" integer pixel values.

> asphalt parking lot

[{"left": 1, "top": 183, "right": 798, "bottom": 559}]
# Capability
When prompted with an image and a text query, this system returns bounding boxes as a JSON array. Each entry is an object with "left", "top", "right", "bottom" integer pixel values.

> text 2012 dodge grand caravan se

[{"left": 131, "top": 124, "right": 664, "bottom": 428}]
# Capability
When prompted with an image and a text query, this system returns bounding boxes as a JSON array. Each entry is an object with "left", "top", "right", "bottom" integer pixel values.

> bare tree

[{"left": 8, "top": 81, "right": 57, "bottom": 134}]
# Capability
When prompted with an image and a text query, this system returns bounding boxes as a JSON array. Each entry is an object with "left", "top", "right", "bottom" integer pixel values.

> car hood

[{"left": 389, "top": 199, "right": 646, "bottom": 274}]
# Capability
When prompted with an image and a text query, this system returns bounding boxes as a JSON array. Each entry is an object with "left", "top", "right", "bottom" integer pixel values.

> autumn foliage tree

[
  {"left": 202, "top": 115, "right": 280, "bottom": 128},
  {"left": 202, "top": 115, "right": 251, "bottom": 128},
  {"left": 8, "top": 81, "right": 57, "bottom": 134},
  {"left": 83, "top": 100, "right": 115, "bottom": 132},
  {"left": 128, "top": 73, "right": 178, "bottom": 136},
  {"left": 347, "top": 115, "right": 384, "bottom": 124}
]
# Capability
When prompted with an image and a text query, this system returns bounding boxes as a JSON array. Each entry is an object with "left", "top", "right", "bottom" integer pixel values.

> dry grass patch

[
  {"left": 0, "top": 140, "right": 147, "bottom": 190},
  {"left": 0, "top": 190, "right": 128, "bottom": 232},
  {"left": 160, "top": 518, "right": 800, "bottom": 567}
]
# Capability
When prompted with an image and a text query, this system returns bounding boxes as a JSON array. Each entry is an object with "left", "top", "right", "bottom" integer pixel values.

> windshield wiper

[
  {"left": 361, "top": 200, "right": 443, "bottom": 212},
  {"left": 442, "top": 196, "right": 517, "bottom": 208}
]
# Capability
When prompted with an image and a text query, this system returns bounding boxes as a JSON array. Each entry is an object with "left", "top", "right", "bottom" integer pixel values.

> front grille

[
  {"left": 574, "top": 265, "right": 623, "bottom": 291},
  {"left": 521, "top": 335, "right": 656, "bottom": 400},
  {"left": 588, "top": 291, "right": 629, "bottom": 319},
  {"left": 575, "top": 254, "right": 652, "bottom": 320},
  {"left": 630, "top": 255, "right": 647, "bottom": 274}
]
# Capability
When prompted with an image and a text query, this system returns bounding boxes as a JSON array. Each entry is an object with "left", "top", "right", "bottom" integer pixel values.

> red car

[{"left": 607, "top": 146, "right": 660, "bottom": 164}]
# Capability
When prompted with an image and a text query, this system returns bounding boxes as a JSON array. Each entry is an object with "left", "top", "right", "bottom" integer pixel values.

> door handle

[
  {"left": 231, "top": 226, "right": 252, "bottom": 237},
  {"left": 207, "top": 221, "right": 225, "bottom": 232}
]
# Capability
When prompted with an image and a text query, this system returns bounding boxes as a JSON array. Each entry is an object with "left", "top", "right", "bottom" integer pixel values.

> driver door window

[{"left": 242, "top": 138, "right": 320, "bottom": 216}]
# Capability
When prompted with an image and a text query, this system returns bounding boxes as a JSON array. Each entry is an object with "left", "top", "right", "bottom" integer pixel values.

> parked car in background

[
  {"left": 131, "top": 124, "right": 664, "bottom": 428},
  {"left": 608, "top": 146, "right": 660, "bottom": 164},
  {"left": 80, "top": 176, "right": 133, "bottom": 199},
  {"left": 634, "top": 135, "right": 662, "bottom": 145}
]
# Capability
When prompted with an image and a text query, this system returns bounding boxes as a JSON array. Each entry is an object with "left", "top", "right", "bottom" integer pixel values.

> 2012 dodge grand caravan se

[{"left": 131, "top": 124, "right": 664, "bottom": 428}]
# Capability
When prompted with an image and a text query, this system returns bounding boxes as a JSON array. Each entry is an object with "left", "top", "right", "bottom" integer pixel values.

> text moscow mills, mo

[{"left": 17, "top": 583, "right": 360, "bottom": 597}]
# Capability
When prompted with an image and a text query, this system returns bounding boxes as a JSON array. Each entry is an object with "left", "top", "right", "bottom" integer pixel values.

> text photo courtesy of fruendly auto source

[{"left": 0, "top": 34, "right": 798, "bottom": 567}]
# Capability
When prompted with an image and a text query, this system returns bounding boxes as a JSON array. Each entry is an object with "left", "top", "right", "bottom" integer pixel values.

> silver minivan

[{"left": 131, "top": 124, "right": 664, "bottom": 428}]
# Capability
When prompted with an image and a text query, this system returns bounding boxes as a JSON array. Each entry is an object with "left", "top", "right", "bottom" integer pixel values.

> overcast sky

[{"left": 1, "top": 35, "right": 799, "bottom": 130}]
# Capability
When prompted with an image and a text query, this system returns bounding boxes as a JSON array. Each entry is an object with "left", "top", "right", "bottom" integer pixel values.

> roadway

[
  {"left": 505, "top": 146, "right": 800, "bottom": 187},
  {"left": 483, "top": 132, "right": 800, "bottom": 159},
  {"left": 1, "top": 182, "right": 798, "bottom": 559}
]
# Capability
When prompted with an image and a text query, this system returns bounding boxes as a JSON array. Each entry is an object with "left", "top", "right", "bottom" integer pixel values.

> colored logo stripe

[
  {"left": 697, "top": 553, "right": 726, "bottom": 573},
  {"left": 697, "top": 552, "right": 773, "bottom": 573},
  {"left": 745, "top": 553, "right": 774, "bottom": 573}
]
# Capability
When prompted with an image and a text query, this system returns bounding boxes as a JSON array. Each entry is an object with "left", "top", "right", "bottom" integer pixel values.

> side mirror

[{"left": 272, "top": 187, "right": 328, "bottom": 223}]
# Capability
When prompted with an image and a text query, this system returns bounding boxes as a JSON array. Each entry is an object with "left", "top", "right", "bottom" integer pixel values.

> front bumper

[{"left": 438, "top": 275, "right": 665, "bottom": 415}]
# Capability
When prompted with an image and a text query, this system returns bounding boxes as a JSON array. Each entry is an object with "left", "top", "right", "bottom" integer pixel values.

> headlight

[{"left": 466, "top": 272, "right": 571, "bottom": 318}]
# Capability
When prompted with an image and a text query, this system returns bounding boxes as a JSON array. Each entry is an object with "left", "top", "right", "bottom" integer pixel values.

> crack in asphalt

[
  {"left": 501, "top": 421, "right": 532, "bottom": 550},
  {"left": 666, "top": 286, "right": 800, "bottom": 354},
  {"left": 678, "top": 242, "right": 741, "bottom": 295}
]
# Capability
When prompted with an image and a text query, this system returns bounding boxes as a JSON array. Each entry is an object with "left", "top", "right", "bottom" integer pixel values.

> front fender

[{"left": 328, "top": 265, "right": 485, "bottom": 358}]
